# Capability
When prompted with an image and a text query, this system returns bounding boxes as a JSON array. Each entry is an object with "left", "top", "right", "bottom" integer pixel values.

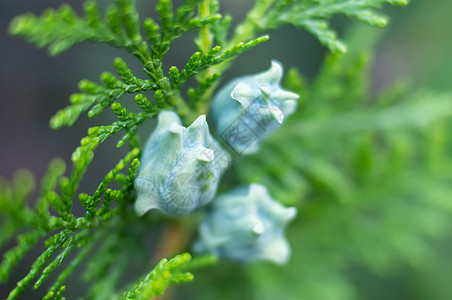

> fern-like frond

[
  {"left": 50, "top": 57, "right": 159, "bottom": 129},
  {"left": 1, "top": 148, "right": 140, "bottom": 299},
  {"left": 121, "top": 253, "right": 193, "bottom": 300},
  {"left": 0, "top": 160, "right": 65, "bottom": 283},
  {"left": 9, "top": 2, "right": 118, "bottom": 56},
  {"left": 230, "top": 0, "right": 408, "bottom": 53}
]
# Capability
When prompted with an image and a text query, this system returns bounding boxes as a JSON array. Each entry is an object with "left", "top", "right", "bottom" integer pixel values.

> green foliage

[
  {"left": 121, "top": 253, "right": 193, "bottom": 300},
  {"left": 10, "top": 0, "right": 267, "bottom": 129},
  {"left": 220, "top": 26, "right": 452, "bottom": 300},
  {"left": 1, "top": 0, "right": 422, "bottom": 299},
  {"left": 0, "top": 147, "right": 140, "bottom": 299},
  {"left": 228, "top": 0, "right": 408, "bottom": 53}
]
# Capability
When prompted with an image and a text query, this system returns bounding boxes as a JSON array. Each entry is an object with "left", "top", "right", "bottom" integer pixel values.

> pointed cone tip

[
  {"left": 265, "top": 237, "right": 290, "bottom": 264},
  {"left": 188, "top": 114, "right": 208, "bottom": 132},
  {"left": 248, "top": 183, "right": 271, "bottom": 201},
  {"left": 273, "top": 89, "right": 299, "bottom": 101},
  {"left": 252, "top": 222, "right": 265, "bottom": 235},
  {"left": 196, "top": 147, "right": 214, "bottom": 162},
  {"left": 157, "top": 110, "right": 182, "bottom": 130},
  {"left": 259, "top": 86, "right": 272, "bottom": 98},
  {"left": 281, "top": 99, "right": 298, "bottom": 116},
  {"left": 268, "top": 106, "right": 284, "bottom": 124},
  {"left": 134, "top": 190, "right": 163, "bottom": 216},
  {"left": 262, "top": 60, "right": 283, "bottom": 83},
  {"left": 231, "top": 82, "right": 253, "bottom": 107},
  {"left": 135, "top": 197, "right": 154, "bottom": 216},
  {"left": 169, "top": 123, "right": 186, "bottom": 134}
]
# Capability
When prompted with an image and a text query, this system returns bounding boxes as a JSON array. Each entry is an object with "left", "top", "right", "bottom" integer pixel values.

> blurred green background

[{"left": 1, "top": 0, "right": 452, "bottom": 299}]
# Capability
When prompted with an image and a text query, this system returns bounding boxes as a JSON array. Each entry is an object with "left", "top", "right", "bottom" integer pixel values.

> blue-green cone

[
  {"left": 211, "top": 60, "right": 299, "bottom": 154},
  {"left": 134, "top": 111, "right": 230, "bottom": 216},
  {"left": 194, "top": 183, "right": 297, "bottom": 264}
]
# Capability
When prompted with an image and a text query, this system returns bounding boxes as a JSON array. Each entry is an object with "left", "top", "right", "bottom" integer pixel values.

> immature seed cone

[
  {"left": 194, "top": 183, "right": 297, "bottom": 264},
  {"left": 211, "top": 60, "right": 299, "bottom": 154},
  {"left": 134, "top": 111, "right": 230, "bottom": 216}
]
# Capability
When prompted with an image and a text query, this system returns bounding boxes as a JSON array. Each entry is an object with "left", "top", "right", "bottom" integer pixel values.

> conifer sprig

[
  {"left": 3, "top": 0, "right": 412, "bottom": 299},
  {"left": 0, "top": 149, "right": 140, "bottom": 299},
  {"left": 229, "top": 0, "right": 408, "bottom": 53},
  {"left": 121, "top": 253, "right": 193, "bottom": 300}
]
